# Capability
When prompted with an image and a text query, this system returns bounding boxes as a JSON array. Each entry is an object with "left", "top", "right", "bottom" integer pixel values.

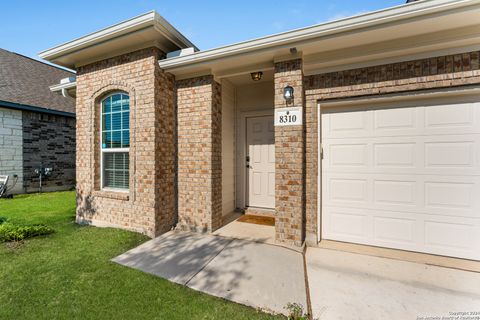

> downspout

[{"left": 61, "top": 88, "right": 72, "bottom": 98}]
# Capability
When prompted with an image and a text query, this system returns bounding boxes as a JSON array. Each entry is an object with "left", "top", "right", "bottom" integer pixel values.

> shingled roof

[{"left": 0, "top": 48, "right": 75, "bottom": 115}]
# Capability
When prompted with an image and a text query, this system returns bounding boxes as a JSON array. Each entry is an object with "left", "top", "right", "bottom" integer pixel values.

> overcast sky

[{"left": 1, "top": 0, "right": 402, "bottom": 62}]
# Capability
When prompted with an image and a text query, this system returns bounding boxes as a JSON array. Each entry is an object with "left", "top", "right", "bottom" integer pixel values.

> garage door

[{"left": 321, "top": 96, "right": 480, "bottom": 260}]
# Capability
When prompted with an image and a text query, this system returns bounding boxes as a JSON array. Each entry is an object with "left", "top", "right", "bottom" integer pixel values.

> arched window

[{"left": 101, "top": 93, "right": 129, "bottom": 190}]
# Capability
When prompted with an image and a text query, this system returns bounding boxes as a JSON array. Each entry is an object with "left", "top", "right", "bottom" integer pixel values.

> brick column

[
  {"left": 305, "top": 97, "right": 318, "bottom": 246},
  {"left": 154, "top": 67, "right": 177, "bottom": 236},
  {"left": 274, "top": 59, "right": 305, "bottom": 247},
  {"left": 176, "top": 75, "right": 222, "bottom": 233}
]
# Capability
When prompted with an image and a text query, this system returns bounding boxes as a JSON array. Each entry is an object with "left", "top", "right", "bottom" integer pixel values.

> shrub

[
  {"left": 0, "top": 223, "right": 54, "bottom": 242},
  {"left": 0, "top": 216, "right": 7, "bottom": 225},
  {"left": 285, "top": 303, "right": 311, "bottom": 320}
]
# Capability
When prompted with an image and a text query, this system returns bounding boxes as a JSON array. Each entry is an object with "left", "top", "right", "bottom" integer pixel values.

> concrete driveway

[
  {"left": 113, "top": 231, "right": 307, "bottom": 315},
  {"left": 306, "top": 247, "right": 480, "bottom": 320}
]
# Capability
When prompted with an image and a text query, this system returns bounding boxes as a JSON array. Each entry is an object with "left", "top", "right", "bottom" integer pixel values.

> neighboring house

[
  {"left": 0, "top": 48, "right": 76, "bottom": 194},
  {"left": 41, "top": 0, "right": 480, "bottom": 264}
]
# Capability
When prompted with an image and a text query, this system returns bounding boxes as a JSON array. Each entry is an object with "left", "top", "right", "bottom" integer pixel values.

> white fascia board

[
  {"left": 50, "top": 81, "right": 77, "bottom": 92},
  {"left": 159, "top": 0, "right": 474, "bottom": 70},
  {"left": 39, "top": 11, "right": 197, "bottom": 61},
  {"left": 153, "top": 12, "right": 199, "bottom": 51}
]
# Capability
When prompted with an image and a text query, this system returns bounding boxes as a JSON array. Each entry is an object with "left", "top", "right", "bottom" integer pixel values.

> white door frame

[
  {"left": 236, "top": 109, "right": 274, "bottom": 210},
  {"left": 316, "top": 85, "right": 480, "bottom": 244},
  {"left": 317, "top": 103, "right": 322, "bottom": 243}
]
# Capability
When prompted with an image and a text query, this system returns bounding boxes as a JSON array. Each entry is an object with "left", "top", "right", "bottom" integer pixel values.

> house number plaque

[{"left": 274, "top": 107, "right": 303, "bottom": 126}]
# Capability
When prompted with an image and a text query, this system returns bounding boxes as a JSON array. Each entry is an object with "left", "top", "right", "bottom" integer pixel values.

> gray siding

[{"left": 0, "top": 107, "right": 23, "bottom": 194}]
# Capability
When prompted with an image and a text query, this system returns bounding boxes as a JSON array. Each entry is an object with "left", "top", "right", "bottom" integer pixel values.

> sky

[{"left": 1, "top": 0, "right": 402, "bottom": 63}]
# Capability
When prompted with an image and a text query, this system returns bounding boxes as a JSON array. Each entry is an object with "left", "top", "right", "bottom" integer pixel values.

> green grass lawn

[{"left": 0, "top": 191, "right": 283, "bottom": 320}]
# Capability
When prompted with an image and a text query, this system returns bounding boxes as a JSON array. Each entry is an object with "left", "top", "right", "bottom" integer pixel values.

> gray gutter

[{"left": 0, "top": 100, "right": 75, "bottom": 118}]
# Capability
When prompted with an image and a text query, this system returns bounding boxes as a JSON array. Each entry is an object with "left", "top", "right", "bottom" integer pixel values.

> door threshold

[{"left": 244, "top": 207, "right": 275, "bottom": 217}]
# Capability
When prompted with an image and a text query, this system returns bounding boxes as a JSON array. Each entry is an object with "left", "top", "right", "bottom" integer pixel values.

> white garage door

[{"left": 321, "top": 96, "right": 480, "bottom": 260}]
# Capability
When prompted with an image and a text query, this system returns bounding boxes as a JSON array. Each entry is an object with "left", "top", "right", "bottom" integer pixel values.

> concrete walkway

[
  {"left": 213, "top": 218, "right": 276, "bottom": 245},
  {"left": 113, "top": 231, "right": 307, "bottom": 315},
  {"left": 306, "top": 247, "right": 480, "bottom": 320},
  {"left": 113, "top": 231, "right": 480, "bottom": 318}
]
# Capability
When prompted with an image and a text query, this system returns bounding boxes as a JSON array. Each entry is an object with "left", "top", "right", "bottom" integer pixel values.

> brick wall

[
  {"left": 0, "top": 107, "right": 23, "bottom": 194},
  {"left": 154, "top": 64, "right": 177, "bottom": 235},
  {"left": 274, "top": 59, "right": 305, "bottom": 247},
  {"left": 75, "top": 47, "right": 176, "bottom": 237},
  {"left": 304, "top": 50, "right": 480, "bottom": 244},
  {"left": 176, "top": 75, "right": 222, "bottom": 233},
  {"left": 22, "top": 111, "right": 75, "bottom": 193},
  {"left": 305, "top": 51, "right": 480, "bottom": 98}
]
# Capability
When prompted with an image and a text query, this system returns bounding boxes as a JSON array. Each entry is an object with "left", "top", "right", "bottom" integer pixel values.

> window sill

[{"left": 93, "top": 190, "right": 129, "bottom": 201}]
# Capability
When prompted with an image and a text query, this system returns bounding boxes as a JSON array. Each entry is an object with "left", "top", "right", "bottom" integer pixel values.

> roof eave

[
  {"left": 39, "top": 11, "right": 197, "bottom": 66},
  {"left": 159, "top": 0, "right": 475, "bottom": 71},
  {"left": 0, "top": 100, "right": 75, "bottom": 118}
]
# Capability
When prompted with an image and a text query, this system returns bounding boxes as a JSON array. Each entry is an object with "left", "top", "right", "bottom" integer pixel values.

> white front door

[
  {"left": 246, "top": 116, "right": 275, "bottom": 209},
  {"left": 321, "top": 96, "right": 480, "bottom": 260}
]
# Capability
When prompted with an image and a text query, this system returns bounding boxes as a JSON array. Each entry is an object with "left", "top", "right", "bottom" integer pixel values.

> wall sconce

[
  {"left": 250, "top": 71, "right": 263, "bottom": 81},
  {"left": 283, "top": 85, "right": 294, "bottom": 103}
]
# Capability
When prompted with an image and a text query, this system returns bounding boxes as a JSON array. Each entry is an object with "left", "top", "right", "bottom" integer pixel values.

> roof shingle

[{"left": 0, "top": 48, "right": 75, "bottom": 114}]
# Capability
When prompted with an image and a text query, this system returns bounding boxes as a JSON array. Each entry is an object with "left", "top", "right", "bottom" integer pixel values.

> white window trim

[{"left": 100, "top": 92, "right": 130, "bottom": 192}]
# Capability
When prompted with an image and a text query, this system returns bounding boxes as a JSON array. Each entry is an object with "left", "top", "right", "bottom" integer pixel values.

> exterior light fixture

[
  {"left": 283, "top": 85, "right": 294, "bottom": 103},
  {"left": 251, "top": 71, "right": 263, "bottom": 81}
]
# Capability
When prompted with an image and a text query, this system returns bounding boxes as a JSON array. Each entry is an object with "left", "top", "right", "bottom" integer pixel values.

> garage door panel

[
  {"left": 324, "top": 173, "right": 480, "bottom": 218},
  {"left": 424, "top": 102, "right": 477, "bottom": 130},
  {"left": 324, "top": 101, "right": 480, "bottom": 138},
  {"left": 374, "top": 180, "right": 417, "bottom": 206},
  {"left": 425, "top": 181, "right": 474, "bottom": 210},
  {"left": 424, "top": 220, "right": 474, "bottom": 250},
  {"left": 328, "top": 143, "right": 368, "bottom": 168},
  {"left": 374, "top": 106, "right": 417, "bottom": 130},
  {"left": 329, "top": 178, "right": 368, "bottom": 203},
  {"left": 323, "top": 206, "right": 480, "bottom": 260},
  {"left": 322, "top": 206, "right": 421, "bottom": 249},
  {"left": 322, "top": 109, "right": 370, "bottom": 138},
  {"left": 423, "top": 135, "right": 480, "bottom": 173},
  {"left": 321, "top": 99, "right": 480, "bottom": 260},
  {"left": 373, "top": 216, "right": 416, "bottom": 245},
  {"left": 322, "top": 206, "right": 369, "bottom": 241},
  {"left": 422, "top": 213, "right": 480, "bottom": 260},
  {"left": 323, "top": 135, "right": 480, "bottom": 176},
  {"left": 374, "top": 142, "right": 416, "bottom": 168}
]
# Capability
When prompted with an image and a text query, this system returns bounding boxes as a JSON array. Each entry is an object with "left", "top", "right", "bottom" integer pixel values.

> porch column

[
  {"left": 176, "top": 75, "right": 223, "bottom": 233},
  {"left": 274, "top": 59, "right": 305, "bottom": 247}
]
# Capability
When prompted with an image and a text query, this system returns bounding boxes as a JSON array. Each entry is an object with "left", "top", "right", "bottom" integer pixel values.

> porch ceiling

[{"left": 224, "top": 69, "right": 274, "bottom": 86}]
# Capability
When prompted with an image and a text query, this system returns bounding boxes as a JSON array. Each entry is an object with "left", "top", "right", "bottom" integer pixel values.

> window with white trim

[{"left": 101, "top": 93, "right": 130, "bottom": 190}]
